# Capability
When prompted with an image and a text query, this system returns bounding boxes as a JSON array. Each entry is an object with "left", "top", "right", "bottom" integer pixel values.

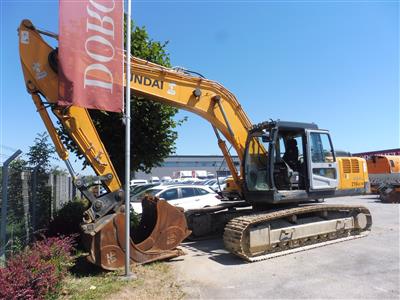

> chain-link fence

[{"left": 0, "top": 153, "right": 80, "bottom": 262}]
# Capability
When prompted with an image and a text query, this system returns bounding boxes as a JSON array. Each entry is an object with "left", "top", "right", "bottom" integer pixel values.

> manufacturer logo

[
  {"left": 32, "top": 62, "right": 48, "bottom": 80},
  {"left": 133, "top": 74, "right": 164, "bottom": 89},
  {"left": 166, "top": 233, "right": 177, "bottom": 246},
  {"left": 21, "top": 31, "right": 29, "bottom": 44},
  {"left": 106, "top": 250, "right": 117, "bottom": 265}
]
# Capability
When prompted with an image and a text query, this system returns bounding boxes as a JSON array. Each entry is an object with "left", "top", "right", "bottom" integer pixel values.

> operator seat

[{"left": 282, "top": 138, "right": 299, "bottom": 171}]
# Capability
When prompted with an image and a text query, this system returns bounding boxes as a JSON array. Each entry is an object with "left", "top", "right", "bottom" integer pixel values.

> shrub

[
  {"left": 130, "top": 208, "right": 141, "bottom": 229},
  {"left": 0, "top": 236, "right": 75, "bottom": 300},
  {"left": 0, "top": 250, "right": 56, "bottom": 299},
  {"left": 47, "top": 198, "right": 88, "bottom": 238},
  {"left": 31, "top": 236, "right": 76, "bottom": 280}
]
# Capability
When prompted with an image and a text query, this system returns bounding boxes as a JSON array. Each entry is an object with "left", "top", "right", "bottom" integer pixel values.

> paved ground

[{"left": 170, "top": 196, "right": 399, "bottom": 299}]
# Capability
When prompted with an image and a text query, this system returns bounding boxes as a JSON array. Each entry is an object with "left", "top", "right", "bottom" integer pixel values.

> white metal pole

[{"left": 124, "top": 0, "right": 132, "bottom": 277}]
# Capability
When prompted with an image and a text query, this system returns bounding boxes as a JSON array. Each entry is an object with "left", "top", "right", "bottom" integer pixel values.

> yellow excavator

[{"left": 18, "top": 20, "right": 372, "bottom": 270}]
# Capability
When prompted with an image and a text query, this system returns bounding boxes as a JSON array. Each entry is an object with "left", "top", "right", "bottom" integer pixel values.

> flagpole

[{"left": 124, "top": 0, "right": 132, "bottom": 277}]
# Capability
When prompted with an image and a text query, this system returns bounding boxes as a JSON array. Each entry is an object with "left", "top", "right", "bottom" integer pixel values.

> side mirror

[
  {"left": 251, "top": 130, "right": 271, "bottom": 142},
  {"left": 261, "top": 132, "right": 271, "bottom": 143}
]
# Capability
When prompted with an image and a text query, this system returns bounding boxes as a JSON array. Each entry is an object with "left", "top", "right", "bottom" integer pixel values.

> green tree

[
  {"left": 26, "top": 133, "right": 56, "bottom": 229},
  {"left": 60, "top": 18, "right": 185, "bottom": 183},
  {"left": 1, "top": 134, "right": 56, "bottom": 251},
  {"left": 27, "top": 132, "right": 56, "bottom": 172},
  {"left": 7, "top": 158, "right": 28, "bottom": 224},
  {"left": 3, "top": 158, "right": 28, "bottom": 253}
]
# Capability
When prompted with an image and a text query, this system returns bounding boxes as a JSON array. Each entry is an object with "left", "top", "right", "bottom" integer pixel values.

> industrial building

[
  {"left": 134, "top": 155, "right": 240, "bottom": 180},
  {"left": 353, "top": 148, "right": 400, "bottom": 159}
]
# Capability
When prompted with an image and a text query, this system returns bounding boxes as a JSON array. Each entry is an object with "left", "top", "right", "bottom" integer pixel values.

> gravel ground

[{"left": 171, "top": 195, "right": 400, "bottom": 299}]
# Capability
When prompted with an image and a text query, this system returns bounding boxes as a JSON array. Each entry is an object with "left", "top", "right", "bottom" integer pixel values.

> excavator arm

[{"left": 18, "top": 19, "right": 191, "bottom": 270}]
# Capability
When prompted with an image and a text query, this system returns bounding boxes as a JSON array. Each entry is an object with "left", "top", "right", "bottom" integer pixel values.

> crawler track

[{"left": 223, "top": 205, "right": 372, "bottom": 261}]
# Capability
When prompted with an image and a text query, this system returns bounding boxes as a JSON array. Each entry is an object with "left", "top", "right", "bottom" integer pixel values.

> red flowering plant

[{"left": 0, "top": 235, "right": 76, "bottom": 300}]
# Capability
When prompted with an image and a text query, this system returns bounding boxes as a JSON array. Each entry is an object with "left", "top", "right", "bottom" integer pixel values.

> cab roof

[{"left": 251, "top": 120, "right": 319, "bottom": 132}]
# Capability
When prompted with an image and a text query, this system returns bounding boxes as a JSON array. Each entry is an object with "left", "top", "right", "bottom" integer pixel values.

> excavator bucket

[{"left": 83, "top": 196, "right": 191, "bottom": 270}]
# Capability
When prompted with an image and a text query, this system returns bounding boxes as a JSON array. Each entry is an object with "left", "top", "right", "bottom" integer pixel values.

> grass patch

[
  {"left": 60, "top": 254, "right": 184, "bottom": 300},
  {"left": 60, "top": 271, "right": 128, "bottom": 300}
]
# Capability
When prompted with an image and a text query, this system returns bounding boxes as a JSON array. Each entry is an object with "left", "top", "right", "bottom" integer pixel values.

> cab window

[
  {"left": 390, "top": 160, "right": 395, "bottom": 168},
  {"left": 310, "top": 133, "right": 335, "bottom": 163},
  {"left": 279, "top": 137, "right": 286, "bottom": 158},
  {"left": 245, "top": 135, "right": 270, "bottom": 191}
]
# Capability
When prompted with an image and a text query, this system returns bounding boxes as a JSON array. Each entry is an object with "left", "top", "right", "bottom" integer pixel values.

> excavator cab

[{"left": 243, "top": 121, "right": 338, "bottom": 205}]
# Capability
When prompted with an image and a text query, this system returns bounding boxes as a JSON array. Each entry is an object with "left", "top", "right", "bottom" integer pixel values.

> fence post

[
  {"left": 31, "top": 161, "right": 45, "bottom": 234},
  {"left": 0, "top": 150, "right": 22, "bottom": 265},
  {"left": 48, "top": 173, "right": 55, "bottom": 219},
  {"left": 21, "top": 171, "right": 30, "bottom": 244}
]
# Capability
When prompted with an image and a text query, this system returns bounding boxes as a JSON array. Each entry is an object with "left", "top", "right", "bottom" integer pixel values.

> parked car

[
  {"left": 203, "top": 179, "right": 217, "bottom": 186},
  {"left": 130, "top": 179, "right": 148, "bottom": 186},
  {"left": 209, "top": 177, "right": 227, "bottom": 192},
  {"left": 149, "top": 176, "right": 160, "bottom": 184},
  {"left": 191, "top": 179, "right": 208, "bottom": 185},
  {"left": 161, "top": 176, "right": 172, "bottom": 183},
  {"left": 130, "top": 183, "right": 160, "bottom": 196},
  {"left": 130, "top": 185, "right": 222, "bottom": 214}
]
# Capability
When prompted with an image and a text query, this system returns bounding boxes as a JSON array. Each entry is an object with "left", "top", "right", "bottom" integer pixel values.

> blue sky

[{"left": 0, "top": 1, "right": 399, "bottom": 170}]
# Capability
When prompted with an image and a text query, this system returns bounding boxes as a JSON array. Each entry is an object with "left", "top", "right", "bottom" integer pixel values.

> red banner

[{"left": 58, "top": 0, "right": 123, "bottom": 112}]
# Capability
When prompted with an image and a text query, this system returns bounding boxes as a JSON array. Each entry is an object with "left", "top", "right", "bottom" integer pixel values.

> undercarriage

[{"left": 186, "top": 202, "right": 372, "bottom": 261}]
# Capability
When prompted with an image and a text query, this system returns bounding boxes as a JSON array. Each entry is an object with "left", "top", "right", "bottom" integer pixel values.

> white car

[
  {"left": 130, "top": 179, "right": 148, "bottom": 186},
  {"left": 161, "top": 176, "right": 172, "bottom": 183},
  {"left": 130, "top": 185, "right": 222, "bottom": 214},
  {"left": 149, "top": 176, "right": 160, "bottom": 184},
  {"left": 209, "top": 177, "right": 227, "bottom": 192}
]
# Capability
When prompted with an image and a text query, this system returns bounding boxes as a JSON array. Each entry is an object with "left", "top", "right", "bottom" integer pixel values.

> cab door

[{"left": 306, "top": 130, "right": 338, "bottom": 190}]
